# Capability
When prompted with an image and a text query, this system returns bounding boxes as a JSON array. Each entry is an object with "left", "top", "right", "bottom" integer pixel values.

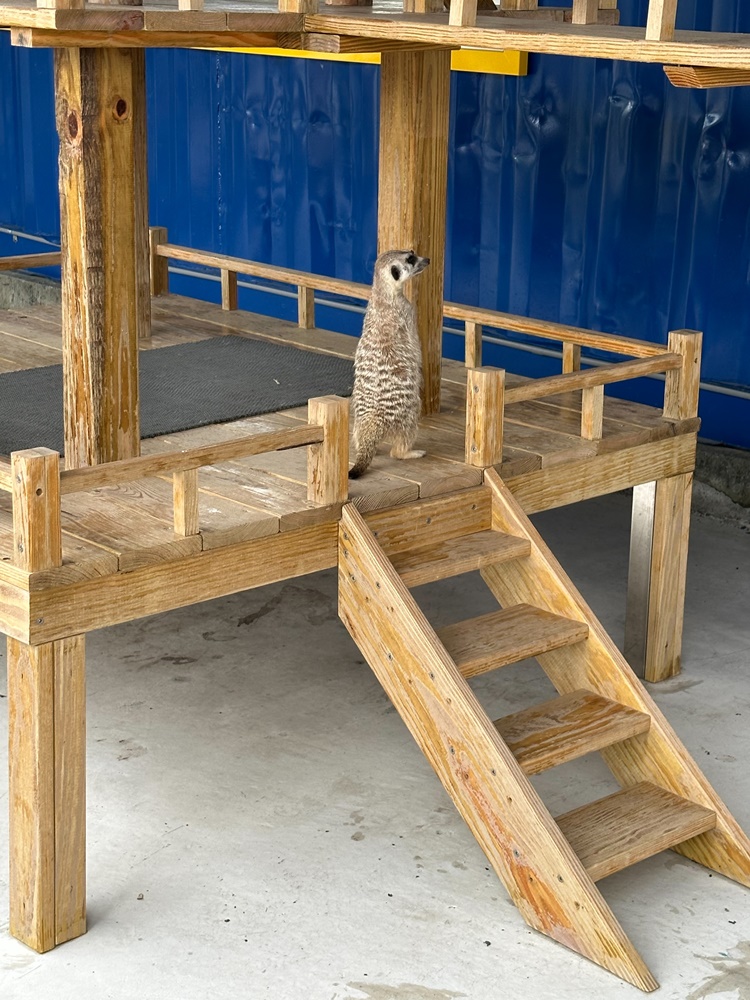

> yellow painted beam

[{"left": 213, "top": 46, "right": 528, "bottom": 75}]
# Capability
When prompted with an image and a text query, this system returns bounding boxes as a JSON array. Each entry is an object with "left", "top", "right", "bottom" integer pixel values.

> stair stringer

[
  {"left": 337, "top": 502, "right": 658, "bottom": 993},
  {"left": 482, "top": 467, "right": 750, "bottom": 888}
]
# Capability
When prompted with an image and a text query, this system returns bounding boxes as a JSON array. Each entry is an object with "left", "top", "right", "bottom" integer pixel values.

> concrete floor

[{"left": 0, "top": 488, "right": 748, "bottom": 1000}]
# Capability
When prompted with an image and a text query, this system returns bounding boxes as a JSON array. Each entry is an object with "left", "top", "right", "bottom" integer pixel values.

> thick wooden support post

[
  {"left": 8, "top": 449, "right": 86, "bottom": 952},
  {"left": 173, "top": 468, "right": 199, "bottom": 536},
  {"left": 625, "top": 331, "right": 701, "bottom": 681},
  {"left": 338, "top": 505, "right": 658, "bottom": 992},
  {"left": 645, "top": 0, "right": 677, "bottom": 41},
  {"left": 581, "top": 384, "right": 604, "bottom": 440},
  {"left": 572, "top": 0, "right": 599, "bottom": 23},
  {"left": 465, "top": 320, "right": 482, "bottom": 368},
  {"left": 55, "top": 47, "right": 146, "bottom": 466},
  {"left": 221, "top": 269, "right": 238, "bottom": 311},
  {"left": 465, "top": 367, "right": 505, "bottom": 467},
  {"left": 298, "top": 285, "right": 315, "bottom": 329},
  {"left": 378, "top": 50, "right": 450, "bottom": 417},
  {"left": 149, "top": 226, "right": 169, "bottom": 297},
  {"left": 307, "top": 396, "right": 349, "bottom": 505}
]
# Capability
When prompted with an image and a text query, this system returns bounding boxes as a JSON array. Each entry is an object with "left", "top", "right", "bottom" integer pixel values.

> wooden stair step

[
  {"left": 391, "top": 529, "right": 530, "bottom": 588},
  {"left": 555, "top": 781, "right": 717, "bottom": 882},
  {"left": 437, "top": 603, "right": 588, "bottom": 678},
  {"left": 493, "top": 689, "right": 651, "bottom": 775}
]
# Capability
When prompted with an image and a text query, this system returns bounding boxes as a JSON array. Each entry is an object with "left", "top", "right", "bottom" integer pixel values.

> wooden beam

[
  {"left": 14, "top": 29, "right": 283, "bottom": 48},
  {"left": 54, "top": 46, "right": 143, "bottom": 466},
  {"left": 132, "top": 47, "right": 151, "bottom": 342},
  {"left": 148, "top": 226, "right": 169, "bottom": 296},
  {"left": 221, "top": 269, "right": 238, "bottom": 311},
  {"left": 378, "top": 49, "right": 450, "bottom": 416},
  {"left": 571, "top": 0, "right": 598, "bottom": 24},
  {"left": 0, "top": 252, "right": 61, "bottom": 271},
  {"left": 665, "top": 65, "right": 750, "bottom": 89},
  {"left": 7, "top": 449, "right": 86, "bottom": 953},
  {"left": 645, "top": 0, "right": 677, "bottom": 41}
]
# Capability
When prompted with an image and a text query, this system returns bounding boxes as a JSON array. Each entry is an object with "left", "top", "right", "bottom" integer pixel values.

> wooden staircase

[{"left": 337, "top": 468, "right": 750, "bottom": 992}]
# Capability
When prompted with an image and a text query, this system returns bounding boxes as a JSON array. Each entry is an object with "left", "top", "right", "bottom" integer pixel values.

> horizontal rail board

[
  {"left": 444, "top": 302, "right": 667, "bottom": 358},
  {"left": 157, "top": 243, "right": 371, "bottom": 301},
  {"left": 0, "top": 252, "right": 61, "bottom": 271},
  {"left": 504, "top": 354, "right": 682, "bottom": 405},
  {"left": 59, "top": 425, "right": 324, "bottom": 495}
]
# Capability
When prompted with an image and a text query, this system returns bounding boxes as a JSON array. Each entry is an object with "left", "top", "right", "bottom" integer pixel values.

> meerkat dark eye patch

[
  {"left": 391, "top": 265, "right": 401, "bottom": 280},
  {"left": 405, "top": 254, "right": 418, "bottom": 266}
]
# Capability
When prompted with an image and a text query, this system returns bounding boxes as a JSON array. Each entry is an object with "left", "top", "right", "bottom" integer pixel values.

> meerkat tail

[{"left": 349, "top": 414, "right": 380, "bottom": 479}]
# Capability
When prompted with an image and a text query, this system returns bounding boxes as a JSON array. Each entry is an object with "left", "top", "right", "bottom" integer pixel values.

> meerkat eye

[
  {"left": 391, "top": 265, "right": 402, "bottom": 281},
  {"left": 405, "top": 254, "right": 418, "bottom": 266}
]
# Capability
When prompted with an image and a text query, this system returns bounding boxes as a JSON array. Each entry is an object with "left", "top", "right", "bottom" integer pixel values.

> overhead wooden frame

[{"left": 665, "top": 64, "right": 750, "bottom": 88}]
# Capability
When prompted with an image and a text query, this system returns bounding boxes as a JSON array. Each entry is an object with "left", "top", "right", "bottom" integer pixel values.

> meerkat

[{"left": 348, "top": 249, "right": 430, "bottom": 479}]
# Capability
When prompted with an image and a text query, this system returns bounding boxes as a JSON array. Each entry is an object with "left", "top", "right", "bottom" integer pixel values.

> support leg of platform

[
  {"left": 378, "top": 49, "right": 450, "bottom": 417},
  {"left": 7, "top": 635, "right": 86, "bottom": 952},
  {"left": 54, "top": 46, "right": 148, "bottom": 466},
  {"left": 625, "top": 473, "right": 694, "bottom": 682}
]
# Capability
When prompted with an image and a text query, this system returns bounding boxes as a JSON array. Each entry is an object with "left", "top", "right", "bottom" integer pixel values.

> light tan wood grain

[
  {"left": 465, "top": 367, "right": 505, "bottom": 467},
  {"left": 665, "top": 65, "right": 750, "bottom": 88},
  {"left": 494, "top": 690, "right": 651, "bottom": 775},
  {"left": 482, "top": 468, "right": 750, "bottom": 890},
  {"left": 307, "top": 396, "right": 349, "bottom": 505},
  {"left": 338, "top": 503, "right": 657, "bottom": 991},
  {"left": 148, "top": 226, "right": 170, "bottom": 296},
  {"left": 572, "top": 0, "right": 598, "bottom": 24},
  {"left": 172, "top": 468, "right": 199, "bottom": 536},
  {"left": 581, "top": 384, "right": 604, "bottom": 440},
  {"left": 556, "top": 782, "right": 716, "bottom": 881},
  {"left": 27, "top": 522, "right": 338, "bottom": 644},
  {"left": 221, "top": 269, "right": 238, "bottom": 311},
  {"left": 364, "top": 486, "right": 490, "bottom": 553},
  {"left": 0, "top": 252, "right": 61, "bottom": 270},
  {"left": 378, "top": 49, "right": 450, "bottom": 414},
  {"left": 54, "top": 47, "right": 141, "bottom": 466},
  {"left": 12, "top": 449, "right": 62, "bottom": 572},
  {"left": 390, "top": 528, "right": 530, "bottom": 587},
  {"left": 437, "top": 603, "right": 588, "bottom": 678},
  {"left": 645, "top": 0, "right": 677, "bottom": 41}
]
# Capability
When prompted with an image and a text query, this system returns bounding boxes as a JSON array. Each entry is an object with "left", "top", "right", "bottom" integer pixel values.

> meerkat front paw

[{"left": 391, "top": 448, "right": 426, "bottom": 460}]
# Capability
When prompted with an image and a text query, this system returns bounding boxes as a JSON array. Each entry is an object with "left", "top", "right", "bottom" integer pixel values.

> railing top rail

[
  {"left": 56, "top": 424, "right": 324, "bottom": 495},
  {"left": 157, "top": 243, "right": 371, "bottom": 302},
  {"left": 444, "top": 302, "right": 667, "bottom": 359},
  {"left": 0, "top": 252, "right": 62, "bottom": 272},
  {"left": 503, "top": 353, "right": 683, "bottom": 406}
]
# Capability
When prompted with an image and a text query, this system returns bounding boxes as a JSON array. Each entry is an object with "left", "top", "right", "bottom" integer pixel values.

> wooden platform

[
  {"left": 0, "top": 293, "right": 696, "bottom": 647},
  {"left": 3, "top": 0, "right": 750, "bottom": 81}
]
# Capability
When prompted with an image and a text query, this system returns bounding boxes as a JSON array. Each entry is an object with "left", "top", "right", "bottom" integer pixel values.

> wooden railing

[
  {"left": 0, "top": 252, "right": 61, "bottom": 271},
  {"left": 1, "top": 396, "right": 349, "bottom": 575},
  {"left": 149, "top": 229, "right": 702, "bottom": 466}
]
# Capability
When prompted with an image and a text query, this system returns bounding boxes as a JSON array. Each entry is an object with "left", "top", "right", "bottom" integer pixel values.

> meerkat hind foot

[{"left": 391, "top": 448, "right": 426, "bottom": 460}]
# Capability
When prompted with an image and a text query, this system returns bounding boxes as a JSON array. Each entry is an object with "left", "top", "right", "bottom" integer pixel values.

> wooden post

[
  {"left": 307, "top": 396, "right": 349, "bottom": 505},
  {"left": 298, "top": 285, "right": 315, "bottom": 329},
  {"left": 132, "top": 48, "right": 151, "bottom": 342},
  {"left": 221, "top": 269, "right": 238, "bottom": 311},
  {"left": 624, "top": 331, "right": 702, "bottom": 682},
  {"left": 8, "top": 449, "right": 86, "bottom": 952},
  {"left": 173, "top": 468, "right": 199, "bottom": 536},
  {"left": 562, "top": 341, "right": 581, "bottom": 373},
  {"left": 645, "top": 0, "right": 678, "bottom": 41},
  {"left": 149, "top": 226, "right": 170, "bottom": 297},
  {"left": 465, "top": 367, "right": 505, "bottom": 468},
  {"left": 405, "top": 0, "right": 443, "bottom": 11},
  {"left": 449, "top": 0, "right": 478, "bottom": 27},
  {"left": 55, "top": 47, "right": 146, "bottom": 467},
  {"left": 378, "top": 50, "right": 450, "bottom": 417},
  {"left": 581, "top": 384, "right": 604, "bottom": 440},
  {"left": 572, "top": 0, "right": 599, "bottom": 23},
  {"left": 465, "top": 320, "right": 483, "bottom": 369}
]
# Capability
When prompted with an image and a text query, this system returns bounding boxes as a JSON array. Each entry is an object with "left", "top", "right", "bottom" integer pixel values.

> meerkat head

[{"left": 373, "top": 250, "right": 430, "bottom": 295}]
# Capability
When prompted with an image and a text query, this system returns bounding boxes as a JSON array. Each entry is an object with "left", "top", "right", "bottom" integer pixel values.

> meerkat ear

[{"left": 390, "top": 265, "right": 401, "bottom": 281}]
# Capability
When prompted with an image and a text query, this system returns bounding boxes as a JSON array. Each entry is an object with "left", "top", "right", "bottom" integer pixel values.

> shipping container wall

[{"left": 1, "top": 0, "right": 749, "bottom": 445}]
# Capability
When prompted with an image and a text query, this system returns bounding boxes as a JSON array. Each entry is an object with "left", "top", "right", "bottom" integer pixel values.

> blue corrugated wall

[{"left": 2, "top": 0, "right": 749, "bottom": 446}]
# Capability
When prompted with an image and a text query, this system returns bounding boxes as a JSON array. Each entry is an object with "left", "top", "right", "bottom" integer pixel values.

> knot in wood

[{"left": 113, "top": 98, "right": 129, "bottom": 122}]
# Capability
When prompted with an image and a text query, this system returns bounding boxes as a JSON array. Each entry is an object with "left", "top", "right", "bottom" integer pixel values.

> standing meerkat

[{"left": 349, "top": 249, "right": 430, "bottom": 479}]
